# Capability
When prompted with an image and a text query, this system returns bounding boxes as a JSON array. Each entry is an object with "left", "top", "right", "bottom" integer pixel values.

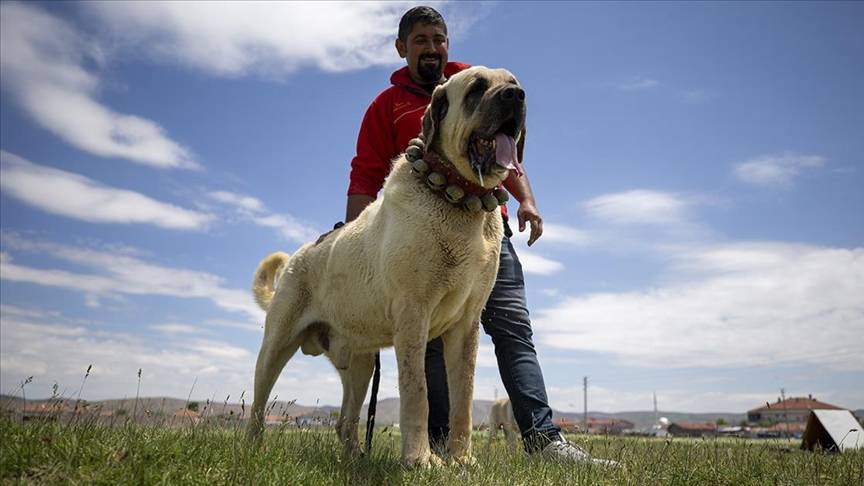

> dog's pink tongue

[{"left": 495, "top": 133, "right": 524, "bottom": 176}]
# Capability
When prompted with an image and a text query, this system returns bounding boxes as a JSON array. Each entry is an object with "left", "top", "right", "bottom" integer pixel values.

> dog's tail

[{"left": 252, "top": 252, "right": 291, "bottom": 310}]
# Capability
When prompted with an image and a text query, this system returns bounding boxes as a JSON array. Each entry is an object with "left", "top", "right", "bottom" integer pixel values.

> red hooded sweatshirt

[
  {"left": 347, "top": 62, "right": 509, "bottom": 217},
  {"left": 348, "top": 62, "right": 471, "bottom": 199}
]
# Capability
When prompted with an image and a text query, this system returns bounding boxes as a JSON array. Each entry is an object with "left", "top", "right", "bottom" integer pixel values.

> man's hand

[{"left": 518, "top": 200, "right": 543, "bottom": 246}]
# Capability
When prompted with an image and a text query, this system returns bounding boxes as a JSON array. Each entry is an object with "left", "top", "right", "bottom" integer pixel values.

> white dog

[
  {"left": 487, "top": 398, "right": 520, "bottom": 450},
  {"left": 247, "top": 66, "right": 526, "bottom": 467}
]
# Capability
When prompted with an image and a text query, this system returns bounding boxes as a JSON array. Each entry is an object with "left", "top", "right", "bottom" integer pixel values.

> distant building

[
  {"left": 554, "top": 417, "right": 635, "bottom": 435},
  {"left": 747, "top": 395, "right": 843, "bottom": 424},
  {"left": 667, "top": 422, "right": 718, "bottom": 438},
  {"left": 265, "top": 415, "right": 290, "bottom": 426},
  {"left": 749, "top": 421, "right": 808, "bottom": 439},
  {"left": 22, "top": 401, "right": 81, "bottom": 421},
  {"left": 587, "top": 418, "right": 635, "bottom": 435},
  {"left": 174, "top": 408, "right": 200, "bottom": 424}
]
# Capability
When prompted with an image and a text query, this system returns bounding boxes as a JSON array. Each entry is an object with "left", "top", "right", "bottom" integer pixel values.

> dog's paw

[
  {"left": 401, "top": 451, "right": 443, "bottom": 469},
  {"left": 429, "top": 453, "right": 444, "bottom": 467},
  {"left": 342, "top": 443, "right": 362, "bottom": 458},
  {"left": 449, "top": 454, "right": 477, "bottom": 467}
]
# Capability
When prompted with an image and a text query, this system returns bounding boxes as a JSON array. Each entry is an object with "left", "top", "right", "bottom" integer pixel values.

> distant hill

[
  {"left": 0, "top": 394, "right": 750, "bottom": 429},
  {"left": 359, "top": 398, "right": 745, "bottom": 429}
]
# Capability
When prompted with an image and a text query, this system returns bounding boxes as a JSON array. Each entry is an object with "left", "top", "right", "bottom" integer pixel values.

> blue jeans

[{"left": 425, "top": 218, "right": 562, "bottom": 453}]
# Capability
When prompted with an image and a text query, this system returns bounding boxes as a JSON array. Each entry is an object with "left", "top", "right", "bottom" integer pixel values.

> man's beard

[{"left": 417, "top": 56, "right": 443, "bottom": 83}]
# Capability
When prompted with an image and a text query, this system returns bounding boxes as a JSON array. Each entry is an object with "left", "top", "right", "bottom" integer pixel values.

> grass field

[{"left": 2, "top": 417, "right": 863, "bottom": 485}]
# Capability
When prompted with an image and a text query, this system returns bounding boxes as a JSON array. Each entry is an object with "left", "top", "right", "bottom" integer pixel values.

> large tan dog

[
  {"left": 487, "top": 398, "right": 520, "bottom": 450},
  {"left": 247, "top": 66, "right": 526, "bottom": 467}
]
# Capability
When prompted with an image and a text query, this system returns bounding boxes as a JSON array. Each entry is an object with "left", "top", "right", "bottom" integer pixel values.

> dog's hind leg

[
  {"left": 441, "top": 318, "right": 481, "bottom": 465},
  {"left": 247, "top": 298, "right": 307, "bottom": 441},
  {"left": 335, "top": 352, "right": 375, "bottom": 456},
  {"left": 486, "top": 419, "right": 497, "bottom": 451},
  {"left": 503, "top": 421, "right": 517, "bottom": 449},
  {"left": 247, "top": 335, "right": 301, "bottom": 441}
]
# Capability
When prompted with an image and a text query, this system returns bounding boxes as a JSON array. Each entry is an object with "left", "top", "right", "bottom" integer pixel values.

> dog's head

[{"left": 421, "top": 66, "right": 526, "bottom": 189}]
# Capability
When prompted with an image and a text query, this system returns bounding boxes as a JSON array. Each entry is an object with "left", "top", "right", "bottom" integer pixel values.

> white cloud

[
  {"left": 83, "top": 2, "right": 420, "bottom": 78},
  {"left": 0, "top": 2, "right": 196, "bottom": 169},
  {"left": 507, "top": 221, "right": 592, "bottom": 275},
  {"left": 250, "top": 214, "right": 320, "bottom": 244},
  {"left": 585, "top": 190, "right": 690, "bottom": 226},
  {"left": 207, "top": 319, "right": 263, "bottom": 333},
  {"left": 539, "top": 223, "right": 592, "bottom": 246},
  {"left": 476, "top": 343, "right": 498, "bottom": 369},
  {"left": 734, "top": 153, "right": 825, "bottom": 187},
  {"left": 207, "top": 191, "right": 264, "bottom": 212},
  {"left": 0, "top": 312, "right": 256, "bottom": 400},
  {"left": 618, "top": 77, "right": 659, "bottom": 91},
  {"left": 0, "top": 151, "right": 213, "bottom": 230},
  {"left": 514, "top": 248, "right": 565, "bottom": 275},
  {"left": 151, "top": 323, "right": 202, "bottom": 335},
  {"left": 0, "top": 304, "right": 62, "bottom": 321},
  {"left": 540, "top": 288, "right": 562, "bottom": 298},
  {"left": 534, "top": 242, "right": 864, "bottom": 371},
  {"left": 0, "top": 233, "right": 263, "bottom": 321},
  {"left": 206, "top": 189, "right": 320, "bottom": 244}
]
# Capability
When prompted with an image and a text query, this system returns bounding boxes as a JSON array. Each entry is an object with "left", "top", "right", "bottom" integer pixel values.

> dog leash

[{"left": 364, "top": 351, "right": 381, "bottom": 453}]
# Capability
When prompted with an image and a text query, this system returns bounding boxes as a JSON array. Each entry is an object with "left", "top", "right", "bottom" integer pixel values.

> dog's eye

[
  {"left": 467, "top": 79, "right": 488, "bottom": 99},
  {"left": 463, "top": 79, "right": 487, "bottom": 114}
]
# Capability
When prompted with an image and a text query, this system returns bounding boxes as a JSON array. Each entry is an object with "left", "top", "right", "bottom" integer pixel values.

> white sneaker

[{"left": 541, "top": 438, "right": 620, "bottom": 467}]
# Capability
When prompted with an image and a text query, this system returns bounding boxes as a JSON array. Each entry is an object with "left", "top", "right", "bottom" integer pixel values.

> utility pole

[
  {"left": 780, "top": 388, "right": 789, "bottom": 440},
  {"left": 653, "top": 391, "right": 658, "bottom": 426},
  {"left": 583, "top": 376, "right": 588, "bottom": 433}
]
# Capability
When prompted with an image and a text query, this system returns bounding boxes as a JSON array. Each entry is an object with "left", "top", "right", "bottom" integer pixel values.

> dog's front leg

[
  {"left": 393, "top": 311, "right": 436, "bottom": 468},
  {"left": 441, "top": 318, "right": 480, "bottom": 465}
]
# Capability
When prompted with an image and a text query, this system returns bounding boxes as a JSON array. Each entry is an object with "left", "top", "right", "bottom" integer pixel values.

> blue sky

[{"left": 1, "top": 1, "right": 862, "bottom": 413}]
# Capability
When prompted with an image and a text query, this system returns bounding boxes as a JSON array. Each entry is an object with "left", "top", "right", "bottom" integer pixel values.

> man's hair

[{"left": 398, "top": 6, "right": 447, "bottom": 42}]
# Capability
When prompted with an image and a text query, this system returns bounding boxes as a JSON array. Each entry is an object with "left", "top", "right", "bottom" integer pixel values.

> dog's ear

[{"left": 421, "top": 86, "right": 449, "bottom": 150}]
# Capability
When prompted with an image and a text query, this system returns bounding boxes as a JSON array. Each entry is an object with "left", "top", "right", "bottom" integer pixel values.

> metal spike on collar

[
  {"left": 463, "top": 195, "right": 482, "bottom": 212},
  {"left": 411, "top": 141, "right": 503, "bottom": 213},
  {"left": 493, "top": 187, "right": 509, "bottom": 204},
  {"left": 481, "top": 193, "right": 499, "bottom": 212},
  {"left": 406, "top": 145, "right": 423, "bottom": 162},
  {"left": 426, "top": 172, "right": 446, "bottom": 191},
  {"left": 445, "top": 185, "right": 465, "bottom": 204}
]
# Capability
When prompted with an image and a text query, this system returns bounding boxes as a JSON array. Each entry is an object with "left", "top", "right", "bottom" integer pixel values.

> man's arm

[
  {"left": 346, "top": 194, "right": 375, "bottom": 223},
  {"left": 503, "top": 169, "right": 543, "bottom": 246},
  {"left": 346, "top": 95, "right": 396, "bottom": 223}
]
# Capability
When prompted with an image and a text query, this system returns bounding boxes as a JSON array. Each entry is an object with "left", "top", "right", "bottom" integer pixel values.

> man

[{"left": 346, "top": 6, "right": 603, "bottom": 464}]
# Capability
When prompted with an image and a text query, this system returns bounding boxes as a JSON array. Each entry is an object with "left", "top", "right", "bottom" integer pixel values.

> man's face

[{"left": 396, "top": 22, "right": 449, "bottom": 85}]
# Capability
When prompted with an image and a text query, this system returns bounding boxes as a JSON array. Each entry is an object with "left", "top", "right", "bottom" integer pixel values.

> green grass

[{"left": 2, "top": 418, "right": 862, "bottom": 485}]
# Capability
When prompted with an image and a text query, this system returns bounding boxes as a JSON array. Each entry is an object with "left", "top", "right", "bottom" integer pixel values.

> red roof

[{"left": 749, "top": 396, "right": 843, "bottom": 413}]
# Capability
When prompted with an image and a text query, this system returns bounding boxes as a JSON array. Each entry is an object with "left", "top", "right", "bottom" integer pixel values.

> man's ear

[
  {"left": 421, "top": 87, "right": 448, "bottom": 149},
  {"left": 395, "top": 38, "right": 407, "bottom": 58}
]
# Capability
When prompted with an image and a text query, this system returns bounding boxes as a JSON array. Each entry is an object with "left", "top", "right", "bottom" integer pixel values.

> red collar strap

[{"left": 422, "top": 151, "right": 490, "bottom": 197}]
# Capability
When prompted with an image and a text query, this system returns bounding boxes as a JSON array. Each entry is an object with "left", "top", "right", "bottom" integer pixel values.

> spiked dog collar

[{"left": 404, "top": 138, "right": 508, "bottom": 213}]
